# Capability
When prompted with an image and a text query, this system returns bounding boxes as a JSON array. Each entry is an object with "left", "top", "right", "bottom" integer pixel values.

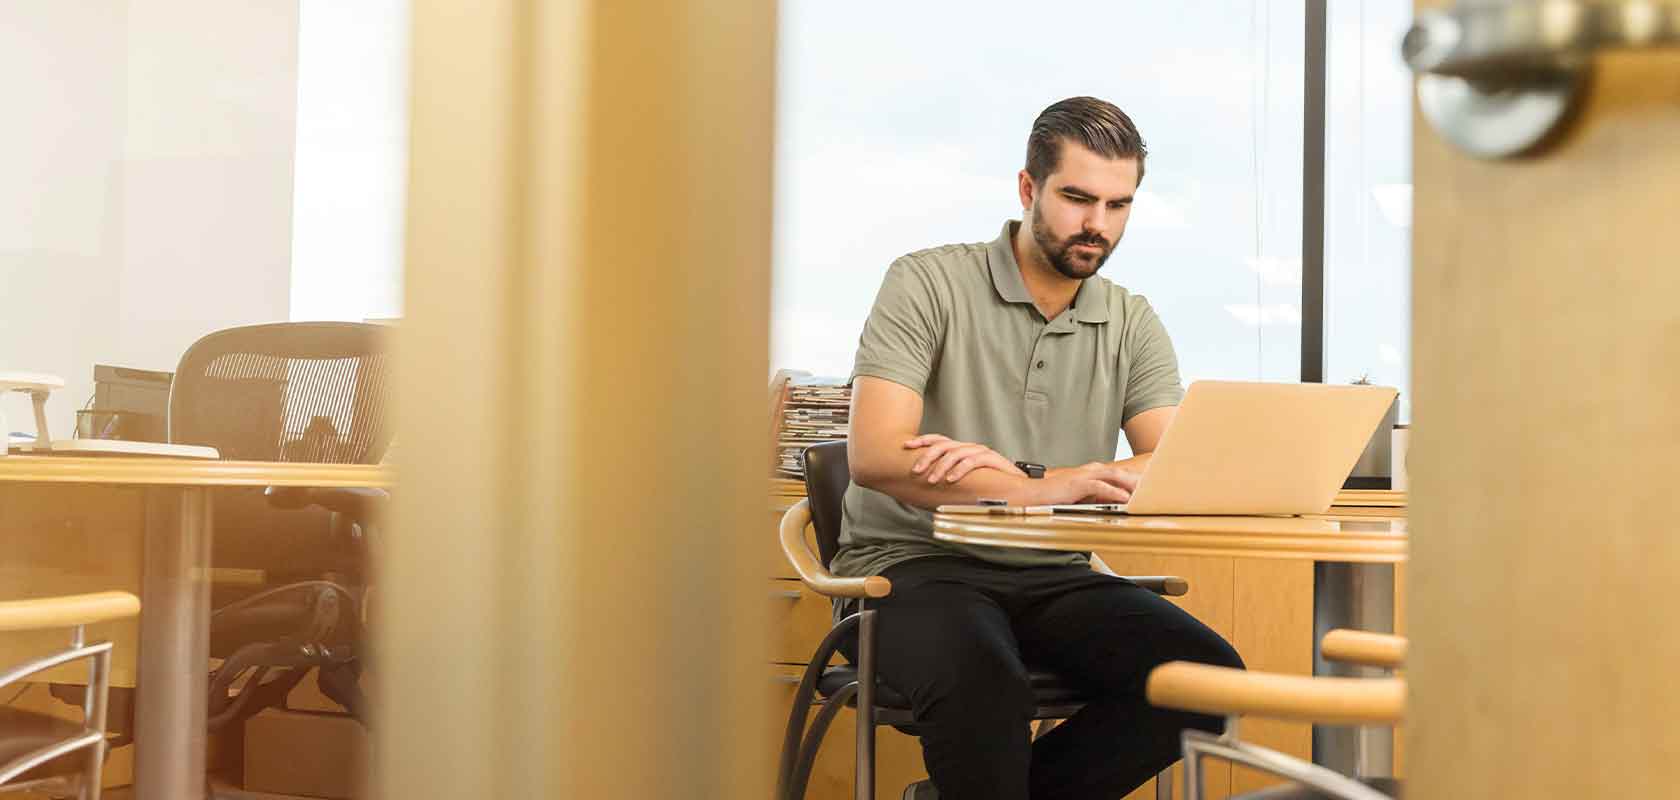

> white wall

[{"left": 0, "top": 0, "right": 300, "bottom": 437}]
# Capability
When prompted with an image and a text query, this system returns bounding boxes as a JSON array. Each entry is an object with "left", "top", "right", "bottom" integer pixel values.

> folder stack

[{"left": 774, "top": 378, "right": 851, "bottom": 480}]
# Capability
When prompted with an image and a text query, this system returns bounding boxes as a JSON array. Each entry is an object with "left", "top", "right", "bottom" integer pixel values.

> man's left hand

[{"left": 904, "top": 434, "right": 1026, "bottom": 484}]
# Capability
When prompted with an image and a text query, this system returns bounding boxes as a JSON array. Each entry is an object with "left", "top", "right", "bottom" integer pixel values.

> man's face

[{"left": 1021, "top": 140, "right": 1140, "bottom": 280}]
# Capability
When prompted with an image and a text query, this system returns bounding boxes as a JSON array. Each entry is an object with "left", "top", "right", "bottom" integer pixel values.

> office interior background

[
  {"left": 0, "top": 1, "right": 409, "bottom": 437},
  {"left": 2, "top": 0, "right": 1412, "bottom": 439},
  {"left": 6, "top": 0, "right": 1677, "bottom": 798}
]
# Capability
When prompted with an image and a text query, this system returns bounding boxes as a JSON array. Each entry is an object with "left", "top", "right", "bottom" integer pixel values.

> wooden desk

[
  {"left": 933, "top": 508, "right": 1407, "bottom": 796},
  {"left": 931, "top": 513, "right": 1406, "bottom": 563},
  {"left": 0, "top": 455, "right": 391, "bottom": 800}
]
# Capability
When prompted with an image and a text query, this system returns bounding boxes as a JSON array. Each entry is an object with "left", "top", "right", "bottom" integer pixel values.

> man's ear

[{"left": 1017, "top": 169, "right": 1036, "bottom": 211}]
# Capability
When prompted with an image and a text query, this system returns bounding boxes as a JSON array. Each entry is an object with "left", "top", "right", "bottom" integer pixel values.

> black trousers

[{"left": 838, "top": 556, "right": 1244, "bottom": 800}]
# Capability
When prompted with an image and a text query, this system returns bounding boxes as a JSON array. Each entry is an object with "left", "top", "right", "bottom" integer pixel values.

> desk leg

[
  {"left": 1311, "top": 562, "right": 1393, "bottom": 778},
  {"left": 134, "top": 487, "right": 212, "bottom": 800}
]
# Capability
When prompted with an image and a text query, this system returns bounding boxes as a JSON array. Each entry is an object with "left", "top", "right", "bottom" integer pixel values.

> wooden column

[
  {"left": 1408, "top": 2, "right": 1680, "bottom": 792},
  {"left": 383, "top": 1, "right": 776, "bottom": 797}
]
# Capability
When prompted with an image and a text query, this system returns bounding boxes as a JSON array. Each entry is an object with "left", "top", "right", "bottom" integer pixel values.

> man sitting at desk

[{"left": 837, "top": 96, "right": 1244, "bottom": 800}]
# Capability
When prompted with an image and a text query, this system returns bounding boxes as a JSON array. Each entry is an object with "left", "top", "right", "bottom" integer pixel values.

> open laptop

[{"left": 1042, "top": 380, "right": 1397, "bottom": 516}]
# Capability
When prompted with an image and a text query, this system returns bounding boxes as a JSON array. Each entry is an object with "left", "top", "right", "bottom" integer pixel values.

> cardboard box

[
  {"left": 243, "top": 709, "right": 367, "bottom": 799},
  {"left": 284, "top": 668, "right": 345, "bottom": 714},
  {"left": 284, "top": 666, "right": 375, "bottom": 716}
]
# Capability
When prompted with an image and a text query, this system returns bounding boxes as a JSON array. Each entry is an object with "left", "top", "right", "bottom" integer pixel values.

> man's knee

[
  {"left": 1167, "top": 623, "right": 1245, "bottom": 673},
  {"left": 1204, "top": 632, "right": 1245, "bottom": 671}
]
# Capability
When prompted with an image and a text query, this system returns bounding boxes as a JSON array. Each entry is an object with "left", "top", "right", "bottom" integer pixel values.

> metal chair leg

[
  {"left": 1183, "top": 731, "right": 1207, "bottom": 800},
  {"left": 787, "top": 683, "right": 860, "bottom": 800},
  {"left": 855, "top": 604, "right": 877, "bottom": 800},
  {"left": 777, "top": 615, "right": 863, "bottom": 799},
  {"left": 1155, "top": 764, "right": 1173, "bottom": 800},
  {"left": 81, "top": 628, "right": 107, "bottom": 800}
]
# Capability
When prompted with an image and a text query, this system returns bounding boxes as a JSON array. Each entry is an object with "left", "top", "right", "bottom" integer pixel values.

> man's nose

[{"left": 1082, "top": 210, "right": 1107, "bottom": 239}]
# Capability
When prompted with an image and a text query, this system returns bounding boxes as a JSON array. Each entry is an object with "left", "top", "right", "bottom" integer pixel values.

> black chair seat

[
  {"left": 1235, "top": 776, "right": 1401, "bottom": 799},
  {"left": 816, "top": 665, "right": 1089, "bottom": 712},
  {"left": 0, "top": 707, "right": 88, "bottom": 782}
]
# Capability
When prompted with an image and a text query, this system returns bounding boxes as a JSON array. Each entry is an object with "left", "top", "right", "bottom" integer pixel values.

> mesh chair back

[
  {"left": 170, "top": 322, "right": 392, "bottom": 463},
  {"left": 800, "top": 441, "right": 850, "bottom": 568}
]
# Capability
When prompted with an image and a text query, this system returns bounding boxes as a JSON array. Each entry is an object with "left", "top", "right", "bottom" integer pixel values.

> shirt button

[{"left": 1036, "top": 360, "right": 1046, "bottom": 370}]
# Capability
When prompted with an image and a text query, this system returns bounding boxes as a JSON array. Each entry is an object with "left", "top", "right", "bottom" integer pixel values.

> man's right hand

[{"left": 1038, "top": 462, "right": 1141, "bottom": 505}]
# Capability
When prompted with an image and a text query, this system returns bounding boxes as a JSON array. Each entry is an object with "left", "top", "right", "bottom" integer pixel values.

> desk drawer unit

[
  {"left": 768, "top": 502, "right": 800, "bottom": 578},
  {"left": 770, "top": 579, "right": 842, "bottom": 666}
]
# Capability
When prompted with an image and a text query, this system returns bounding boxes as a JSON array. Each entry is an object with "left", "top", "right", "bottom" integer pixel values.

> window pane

[
  {"left": 1324, "top": 0, "right": 1413, "bottom": 419},
  {"left": 289, "top": 0, "right": 411, "bottom": 322},
  {"left": 773, "top": 0, "right": 1307, "bottom": 436}
]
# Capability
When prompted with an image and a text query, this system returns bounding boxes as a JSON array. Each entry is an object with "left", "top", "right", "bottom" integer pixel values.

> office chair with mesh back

[
  {"left": 170, "top": 321, "right": 393, "bottom": 732},
  {"left": 776, "top": 440, "right": 1188, "bottom": 800},
  {"left": 50, "top": 322, "right": 393, "bottom": 738},
  {"left": 1, "top": 592, "right": 140, "bottom": 800}
]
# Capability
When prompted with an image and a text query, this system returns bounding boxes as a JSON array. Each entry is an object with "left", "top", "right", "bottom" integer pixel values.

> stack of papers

[{"left": 775, "top": 378, "right": 851, "bottom": 479}]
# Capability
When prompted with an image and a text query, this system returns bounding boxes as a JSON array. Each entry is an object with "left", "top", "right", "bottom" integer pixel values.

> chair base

[
  {"left": 1232, "top": 776, "right": 1401, "bottom": 799},
  {"left": 1182, "top": 727, "right": 1397, "bottom": 800}
]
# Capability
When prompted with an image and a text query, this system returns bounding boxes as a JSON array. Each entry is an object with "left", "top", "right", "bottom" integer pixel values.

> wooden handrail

[
  {"left": 0, "top": 591, "right": 141, "bottom": 632},
  {"left": 778, "top": 499, "right": 891, "bottom": 599},
  {"left": 1321, "top": 629, "right": 1408, "bottom": 669},
  {"left": 1147, "top": 661, "right": 1405, "bottom": 725}
]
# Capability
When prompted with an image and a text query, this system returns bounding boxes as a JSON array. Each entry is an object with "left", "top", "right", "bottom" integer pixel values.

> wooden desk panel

[
  {"left": 0, "top": 483, "right": 145, "bottom": 685},
  {"left": 1229, "top": 558, "right": 1314, "bottom": 796}
]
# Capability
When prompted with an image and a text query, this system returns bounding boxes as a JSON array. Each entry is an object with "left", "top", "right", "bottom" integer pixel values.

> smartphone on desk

[{"left": 935, "top": 503, "right": 1052, "bottom": 516}]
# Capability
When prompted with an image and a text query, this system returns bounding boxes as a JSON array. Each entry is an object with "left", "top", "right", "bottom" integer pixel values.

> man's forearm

[
  {"left": 856, "top": 452, "right": 1143, "bottom": 511},
  {"left": 1110, "top": 451, "right": 1154, "bottom": 473},
  {"left": 856, "top": 462, "right": 1046, "bottom": 511}
]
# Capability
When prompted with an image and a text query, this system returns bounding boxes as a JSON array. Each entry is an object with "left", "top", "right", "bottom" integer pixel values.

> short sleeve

[
  {"left": 1122, "top": 299, "right": 1185, "bottom": 422},
  {"left": 850, "top": 257, "right": 946, "bottom": 395}
]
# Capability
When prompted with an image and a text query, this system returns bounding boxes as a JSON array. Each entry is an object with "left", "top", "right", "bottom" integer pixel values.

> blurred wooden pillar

[
  {"left": 1408, "top": 0, "right": 1680, "bottom": 793},
  {"left": 383, "top": 1, "right": 775, "bottom": 798}
]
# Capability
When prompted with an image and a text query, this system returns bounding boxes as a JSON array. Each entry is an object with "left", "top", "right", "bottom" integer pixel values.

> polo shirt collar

[
  {"left": 987, "top": 221, "right": 1035, "bottom": 304},
  {"left": 1071, "top": 273, "right": 1110, "bottom": 324},
  {"left": 987, "top": 220, "right": 1110, "bottom": 325}
]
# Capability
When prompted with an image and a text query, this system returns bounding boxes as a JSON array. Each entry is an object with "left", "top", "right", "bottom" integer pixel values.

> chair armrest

[
  {"left": 1123, "top": 576, "right": 1190, "bottom": 597},
  {"left": 1321, "top": 629, "right": 1408, "bottom": 669},
  {"left": 778, "top": 499, "right": 891, "bottom": 599},
  {"left": 1146, "top": 661, "right": 1405, "bottom": 726},
  {"left": 0, "top": 592, "right": 140, "bottom": 632},
  {"left": 1091, "top": 554, "right": 1189, "bottom": 596}
]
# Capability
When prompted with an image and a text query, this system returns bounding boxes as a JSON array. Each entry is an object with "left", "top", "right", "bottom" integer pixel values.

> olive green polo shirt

[{"left": 832, "top": 220, "right": 1186, "bottom": 579}]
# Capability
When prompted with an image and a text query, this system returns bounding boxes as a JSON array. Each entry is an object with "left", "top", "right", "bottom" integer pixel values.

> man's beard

[{"left": 1031, "top": 205, "right": 1115, "bottom": 280}]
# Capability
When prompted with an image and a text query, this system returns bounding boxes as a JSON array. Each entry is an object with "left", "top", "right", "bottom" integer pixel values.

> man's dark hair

[{"left": 1024, "top": 96, "right": 1147, "bottom": 187}]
